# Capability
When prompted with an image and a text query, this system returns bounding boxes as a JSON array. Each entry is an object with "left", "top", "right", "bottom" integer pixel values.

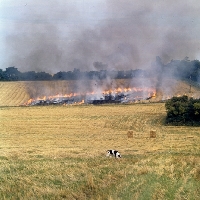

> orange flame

[{"left": 24, "top": 86, "right": 156, "bottom": 105}]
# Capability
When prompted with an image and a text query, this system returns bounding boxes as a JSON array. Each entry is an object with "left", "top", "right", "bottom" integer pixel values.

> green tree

[{"left": 165, "top": 96, "right": 200, "bottom": 125}]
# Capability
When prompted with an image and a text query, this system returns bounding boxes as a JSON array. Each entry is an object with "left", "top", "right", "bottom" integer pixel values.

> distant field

[
  {"left": 0, "top": 81, "right": 77, "bottom": 106},
  {"left": 0, "top": 103, "right": 200, "bottom": 199},
  {"left": 1, "top": 79, "right": 200, "bottom": 106},
  {"left": 0, "top": 80, "right": 138, "bottom": 106}
]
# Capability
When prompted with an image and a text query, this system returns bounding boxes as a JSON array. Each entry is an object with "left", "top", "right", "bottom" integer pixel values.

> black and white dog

[{"left": 106, "top": 150, "right": 121, "bottom": 158}]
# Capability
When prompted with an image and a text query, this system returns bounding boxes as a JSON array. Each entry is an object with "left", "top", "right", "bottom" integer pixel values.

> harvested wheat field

[
  {"left": 0, "top": 102, "right": 200, "bottom": 199},
  {"left": 0, "top": 81, "right": 77, "bottom": 106}
]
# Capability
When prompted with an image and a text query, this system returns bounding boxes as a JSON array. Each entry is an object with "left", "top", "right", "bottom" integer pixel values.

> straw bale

[
  {"left": 150, "top": 130, "right": 156, "bottom": 138},
  {"left": 127, "top": 130, "right": 133, "bottom": 138}
]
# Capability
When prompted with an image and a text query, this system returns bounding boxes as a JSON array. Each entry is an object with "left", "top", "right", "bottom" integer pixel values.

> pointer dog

[{"left": 106, "top": 150, "right": 121, "bottom": 158}]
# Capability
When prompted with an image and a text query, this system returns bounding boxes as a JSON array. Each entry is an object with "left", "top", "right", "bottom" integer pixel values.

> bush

[{"left": 165, "top": 96, "right": 200, "bottom": 125}]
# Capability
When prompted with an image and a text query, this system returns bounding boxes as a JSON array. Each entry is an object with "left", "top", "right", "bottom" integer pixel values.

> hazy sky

[{"left": 1, "top": 0, "right": 200, "bottom": 73}]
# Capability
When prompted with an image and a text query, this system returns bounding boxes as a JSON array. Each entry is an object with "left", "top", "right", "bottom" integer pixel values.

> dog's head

[{"left": 106, "top": 150, "right": 111, "bottom": 157}]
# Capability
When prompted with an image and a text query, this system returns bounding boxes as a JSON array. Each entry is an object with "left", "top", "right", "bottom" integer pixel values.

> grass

[{"left": 0, "top": 103, "right": 200, "bottom": 199}]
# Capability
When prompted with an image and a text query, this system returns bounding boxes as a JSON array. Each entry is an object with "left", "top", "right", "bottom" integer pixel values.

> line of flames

[{"left": 24, "top": 87, "right": 156, "bottom": 105}]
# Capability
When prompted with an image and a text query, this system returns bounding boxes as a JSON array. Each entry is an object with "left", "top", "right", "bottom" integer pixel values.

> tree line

[
  {"left": 0, "top": 67, "right": 146, "bottom": 81},
  {"left": 1, "top": 57, "right": 200, "bottom": 82}
]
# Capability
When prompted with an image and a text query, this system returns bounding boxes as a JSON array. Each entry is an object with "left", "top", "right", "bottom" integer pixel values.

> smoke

[
  {"left": 2, "top": 0, "right": 200, "bottom": 101},
  {"left": 2, "top": 0, "right": 200, "bottom": 73},
  {"left": 93, "top": 62, "right": 108, "bottom": 70}
]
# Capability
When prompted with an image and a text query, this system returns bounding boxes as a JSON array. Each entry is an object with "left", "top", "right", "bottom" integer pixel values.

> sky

[{"left": 1, "top": 0, "right": 200, "bottom": 73}]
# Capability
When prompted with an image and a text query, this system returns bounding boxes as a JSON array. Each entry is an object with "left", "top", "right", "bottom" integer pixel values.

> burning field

[
  {"left": 1, "top": 78, "right": 200, "bottom": 107},
  {"left": 24, "top": 86, "right": 156, "bottom": 106},
  {"left": 22, "top": 78, "right": 200, "bottom": 106},
  {"left": 22, "top": 78, "right": 157, "bottom": 106}
]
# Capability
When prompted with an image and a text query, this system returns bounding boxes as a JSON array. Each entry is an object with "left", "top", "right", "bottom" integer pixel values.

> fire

[
  {"left": 77, "top": 99, "right": 84, "bottom": 105},
  {"left": 27, "top": 98, "right": 34, "bottom": 105},
  {"left": 23, "top": 86, "right": 156, "bottom": 106},
  {"left": 151, "top": 92, "right": 156, "bottom": 97}
]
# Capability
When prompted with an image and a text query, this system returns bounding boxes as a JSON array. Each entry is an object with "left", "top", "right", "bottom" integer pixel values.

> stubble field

[{"left": 0, "top": 103, "right": 200, "bottom": 199}]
